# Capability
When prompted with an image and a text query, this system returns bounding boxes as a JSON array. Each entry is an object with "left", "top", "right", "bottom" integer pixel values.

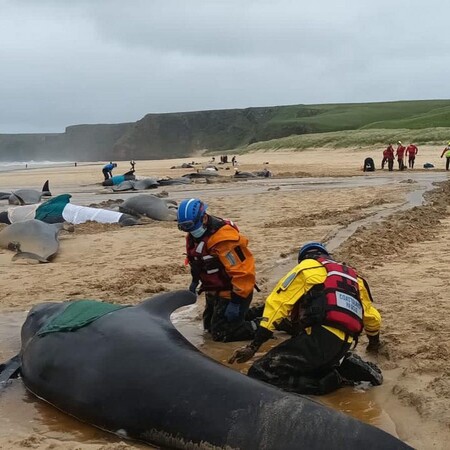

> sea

[{"left": 0, "top": 161, "right": 80, "bottom": 173}]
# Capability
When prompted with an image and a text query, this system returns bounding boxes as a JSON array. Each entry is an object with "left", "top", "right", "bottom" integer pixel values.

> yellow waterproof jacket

[
  {"left": 206, "top": 224, "right": 256, "bottom": 299},
  {"left": 259, "top": 259, "right": 381, "bottom": 342}
]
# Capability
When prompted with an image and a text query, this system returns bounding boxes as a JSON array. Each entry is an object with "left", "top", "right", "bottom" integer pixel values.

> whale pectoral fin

[
  {"left": 140, "top": 290, "right": 197, "bottom": 320},
  {"left": 0, "top": 354, "right": 21, "bottom": 391},
  {"left": 12, "top": 252, "right": 48, "bottom": 263},
  {"left": 13, "top": 193, "right": 26, "bottom": 206}
]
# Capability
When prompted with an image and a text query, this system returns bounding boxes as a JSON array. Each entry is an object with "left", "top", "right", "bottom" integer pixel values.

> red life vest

[
  {"left": 294, "top": 257, "right": 364, "bottom": 337},
  {"left": 186, "top": 217, "right": 238, "bottom": 292}
]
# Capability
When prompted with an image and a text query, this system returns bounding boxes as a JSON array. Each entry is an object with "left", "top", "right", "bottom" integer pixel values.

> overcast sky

[{"left": 1, "top": 0, "right": 449, "bottom": 133}]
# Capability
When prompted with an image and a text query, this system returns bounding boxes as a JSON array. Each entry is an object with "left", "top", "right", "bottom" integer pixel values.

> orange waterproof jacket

[{"left": 186, "top": 217, "right": 255, "bottom": 299}]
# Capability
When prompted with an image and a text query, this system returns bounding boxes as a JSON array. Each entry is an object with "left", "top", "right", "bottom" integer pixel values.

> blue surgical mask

[{"left": 190, "top": 225, "right": 206, "bottom": 238}]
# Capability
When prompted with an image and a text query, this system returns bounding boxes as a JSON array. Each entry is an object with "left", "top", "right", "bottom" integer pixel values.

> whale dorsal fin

[
  {"left": 42, "top": 180, "right": 52, "bottom": 196},
  {"left": 139, "top": 290, "right": 196, "bottom": 321}
]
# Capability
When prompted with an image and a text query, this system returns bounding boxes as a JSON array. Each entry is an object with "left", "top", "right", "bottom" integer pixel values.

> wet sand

[{"left": 0, "top": 146, "right": 449, "bottom": 449}]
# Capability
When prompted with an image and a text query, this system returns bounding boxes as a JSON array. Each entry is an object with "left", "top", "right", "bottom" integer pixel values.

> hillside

[
  {"left": 243, "top": 127, "right": 450, "bottom": 153},
  {"left": 1, "top": 100, "right": 450, "bottom": 161}
]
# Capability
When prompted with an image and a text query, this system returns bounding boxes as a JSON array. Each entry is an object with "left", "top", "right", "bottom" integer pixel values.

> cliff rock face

[
  {"left": 111, "top": 107, "right": 279, "bottom": 160},
  {"left": 0, "top": 133, "right": 63, "bottom": 161},
  {"left": 0, "top": 123, "right": 133, "bottom": 162},
  {"left": 64, "top": 123, "right": 133, "bottom": 161},
  {"left": 2, "top": 100, "right": 450, "bottom": 161},
  {"left": 0, "top": 106, "right": 315, "bottom": 161},
  {"left": 0, "top": 107, "right": 291, "bottom": 161}
]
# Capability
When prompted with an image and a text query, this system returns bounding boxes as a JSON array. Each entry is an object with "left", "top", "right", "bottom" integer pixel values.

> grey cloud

[{"left": 1, "top": 0, "right": 450, "bottom": 132}]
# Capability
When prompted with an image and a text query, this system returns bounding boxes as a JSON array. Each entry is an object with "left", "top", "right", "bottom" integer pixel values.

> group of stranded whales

[
  {"left": 0, "top": 169, "right": 414, "bottom": 448},
  {"left": 0, "top": 180, "right": 52, "bottom": 205},
  {"left": 100, "top": 165, "right": 272, "bottom": 193},
  {"left": 0, "top": 291, "right": 411, "bottom": 449},
  {"left": 110, "top": 177, "right": 191, "bottom": 191},
  {"left": 0, "top": 190, "right": 178, "bottom": 262}
]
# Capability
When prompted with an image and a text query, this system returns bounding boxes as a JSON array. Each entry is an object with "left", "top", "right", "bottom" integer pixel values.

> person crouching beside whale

[
  {"left": 229, "top": 242, "right": 383, "bottom": 395},
  {"left": 177, "top": 198, "right": 259, "bottom": 342},
  {"left": 102, "top": 162, "right": 117, "bottom": 180}
]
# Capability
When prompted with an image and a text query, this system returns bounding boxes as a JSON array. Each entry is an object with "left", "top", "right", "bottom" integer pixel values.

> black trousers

[
  {"left": 102, "top": 168, "right": 111, "bottom": 180},
  {"left": 408, "top": 156, "right": 415, "bottom": 168},
  {"left": 248, "top": 326, "right": 350, "bottom": 395},
  {"left": 203, "top": 292, "right": 256, "bottom": 342},
  {"left": 446, "top": 157, "right": 450, "bottom": 171},
  {"left": 388, "top": 160, "right": 394, "bottom": 171}
]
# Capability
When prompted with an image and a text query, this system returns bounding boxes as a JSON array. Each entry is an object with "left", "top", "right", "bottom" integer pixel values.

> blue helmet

[
  {"left": 298, "top": 242, "right": 329, "bottom": 262},
  {"left": 177, "top": 198, "right": 208, "bottom": 232}
]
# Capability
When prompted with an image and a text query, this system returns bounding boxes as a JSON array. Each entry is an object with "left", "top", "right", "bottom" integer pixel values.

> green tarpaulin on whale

[
  {"left": 38, "top": 299, "right": 128, "bottom": 336},
  {"left": 35, "top": 194, "right": 71, "bottom": 222}
]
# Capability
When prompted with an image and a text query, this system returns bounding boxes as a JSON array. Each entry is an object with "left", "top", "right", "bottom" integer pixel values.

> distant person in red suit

[
  {"left": 381, "top": 144, "right": 394, "bottom": 169},
  {"left": 395, "top": 141, "right": 406, "bottom": 170},
  {"left": 384, "top": 144, "right": 395, "bottom": 171},
  {"left": 405, "top": 144, "right": 418, "bottom": 169}
]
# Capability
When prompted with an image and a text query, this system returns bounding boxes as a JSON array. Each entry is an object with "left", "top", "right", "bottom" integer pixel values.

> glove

[
  {"left": 228, "top": 344, "right": 257, "bottom": 364},
  {"left": 229, "top": 325, "right": 274, "bottom": 364},
  {"left": 189, "top": 281, "right": 199, "bottom": 294},
  {"left": 366, "top": 333, "right": 382, "bottom": 354},
  {"left": 224, "top": 300, "right": 241, "bottom": 322}
]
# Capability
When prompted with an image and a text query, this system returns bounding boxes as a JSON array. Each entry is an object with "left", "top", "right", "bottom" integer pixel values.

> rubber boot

[{"left": 336, "top": 352, "right": 383, "bottom": 386}]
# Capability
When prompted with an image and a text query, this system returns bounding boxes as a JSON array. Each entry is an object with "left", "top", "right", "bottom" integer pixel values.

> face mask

[{"left": 190, "top": 225, "right": 206, "bottom": 238}]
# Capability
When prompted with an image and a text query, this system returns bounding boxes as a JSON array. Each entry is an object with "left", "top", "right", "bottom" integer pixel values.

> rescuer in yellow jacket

[
  {"left": 178, "top": 198, "right": 258, "bottom": 342},
  {"left": 230, "top": 242, "right": 383, "bottom": 395}
]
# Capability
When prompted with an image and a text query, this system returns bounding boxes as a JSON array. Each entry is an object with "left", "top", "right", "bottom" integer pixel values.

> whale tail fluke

[{"left": 140, "top": 290, "right": 196, "bottom": 320}]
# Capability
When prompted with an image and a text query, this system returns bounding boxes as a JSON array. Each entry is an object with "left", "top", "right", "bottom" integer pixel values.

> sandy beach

[{"left": 0, "top": 145, "right": 449, "bottom": 449}]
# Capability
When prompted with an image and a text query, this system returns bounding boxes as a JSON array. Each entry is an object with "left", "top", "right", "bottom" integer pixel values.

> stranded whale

[{"left": 3, "top": 291, "right": 413, "bottom": 449}]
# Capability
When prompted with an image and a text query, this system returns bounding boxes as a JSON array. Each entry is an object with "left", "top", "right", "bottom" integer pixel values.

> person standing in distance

[
  {"left": 440, "top": 142, "right": 450, "bottom": 171},
  {"left": 405, "top": 143, "right": 418, "bottom": 169},
  {"left": 395, "top": 141, "right": 406, "bottom": 170},
  {"left": 177, "top": 198, "right": 258, "bottom": 342}
]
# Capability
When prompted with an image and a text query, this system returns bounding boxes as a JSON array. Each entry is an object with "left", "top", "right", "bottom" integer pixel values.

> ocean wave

[{"left": 0, "top": 161, "right": 75, "bottom": 172}]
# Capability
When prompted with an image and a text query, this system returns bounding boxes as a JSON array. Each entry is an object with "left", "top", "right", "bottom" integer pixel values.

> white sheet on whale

[{"left": 62, "top": 204, "right": 123, "bottom": 224}]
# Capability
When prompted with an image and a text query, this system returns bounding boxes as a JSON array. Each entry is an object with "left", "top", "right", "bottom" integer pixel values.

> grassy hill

[
  {"left": 257, "top": 100, "right": 450, "bottom": 133},
  {"left": 242, "top": 127, "right": 450, "bottom": 153},
  {"left": 114, "top": 100, "right": 450, "bottom": 159},
  {"left": 1, "top": 100, "right": 450, "bottom": 161}
]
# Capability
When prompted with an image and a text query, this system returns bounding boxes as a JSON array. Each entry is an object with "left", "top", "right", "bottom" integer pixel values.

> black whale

[{"left": 18, "top": 291, "right": 412, "bottom": 449}]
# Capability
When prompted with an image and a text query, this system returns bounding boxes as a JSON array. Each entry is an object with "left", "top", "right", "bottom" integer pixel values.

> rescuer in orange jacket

[
  {"left": 230, "top": 242, "right": 383, "bottom": 395},
  {"left": 178, "top": 198, "right": 259, "bottom": 342}
]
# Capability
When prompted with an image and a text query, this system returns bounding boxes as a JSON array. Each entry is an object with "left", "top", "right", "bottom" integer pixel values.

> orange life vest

[{"left": 186, "top": 217, "right": 238, "bottom": 292}]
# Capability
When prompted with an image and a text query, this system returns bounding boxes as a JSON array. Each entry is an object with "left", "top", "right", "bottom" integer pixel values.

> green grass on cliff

[
  {"left": 265, "top": 100, "right": 450, "bottom": 132},
  {"left": 204, "top": 100, "right": 450, "bottom": 154},
  {"left": 242, "top": 127, "right": 450, "bottom": 152},
  {"left": 3, "top": 99, "right": 450, "bottom": 161}
]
